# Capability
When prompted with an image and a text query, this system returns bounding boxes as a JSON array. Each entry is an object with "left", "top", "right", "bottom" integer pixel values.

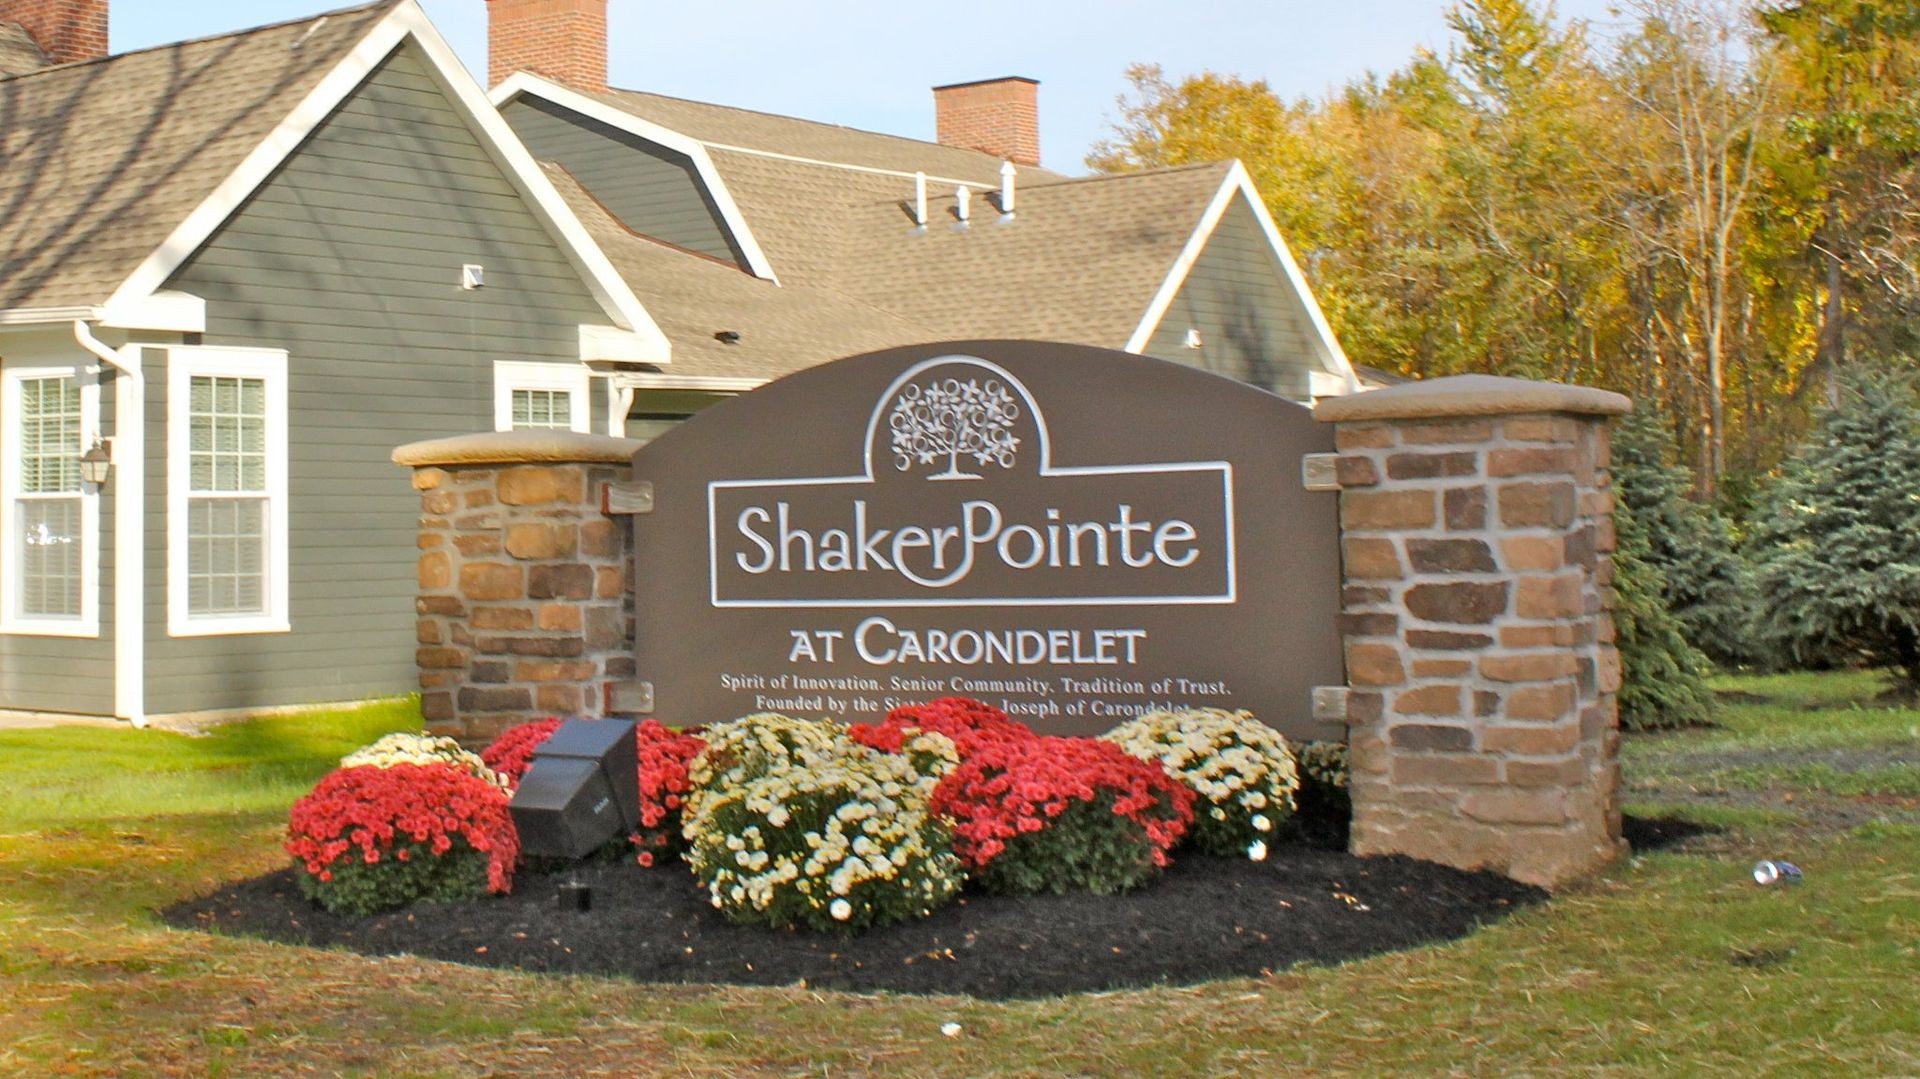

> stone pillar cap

[
  {"left": 393, "top": 430, "right": 642, "bottom": 467},
  {"left": 1315, "top": 374, "right": 1631, "bottom": 423}
]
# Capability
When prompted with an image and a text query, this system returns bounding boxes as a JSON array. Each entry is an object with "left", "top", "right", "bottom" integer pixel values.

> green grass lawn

[{"left": 2, "top": 681, "right": 1916, "bottom": 1076}]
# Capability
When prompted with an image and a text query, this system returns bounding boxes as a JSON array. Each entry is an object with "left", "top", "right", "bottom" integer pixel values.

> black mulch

[{"left": 162, "top": 846, "right": 1544, "bottom": 1000}]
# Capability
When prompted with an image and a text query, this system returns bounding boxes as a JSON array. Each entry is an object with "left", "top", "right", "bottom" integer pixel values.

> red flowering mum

[
  {"left": 932, "top": 735, "right": 1193, "bottom": 895},
  {"left": 285, "top": 762, "right": 519, "bottom": 915},
  {"left": 480, "top": 717, "right": 566, "bottom": 789},
  {"left": 849, "top": 697, "right": 1033, "bottom": 759},
  {"left": 630, "top": 719, "right": 706, "bottom": 866}
]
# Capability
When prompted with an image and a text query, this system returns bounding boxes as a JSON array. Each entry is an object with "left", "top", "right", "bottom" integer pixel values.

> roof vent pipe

[
  {"left": 913, "top": 171, "right": 928, "bottom": 228},
  {"left": 999, "top": 161, "right": 1016, "bottom": 218},
  {"left": 955, "top": 185, "right": 971, "bottom": 227}
]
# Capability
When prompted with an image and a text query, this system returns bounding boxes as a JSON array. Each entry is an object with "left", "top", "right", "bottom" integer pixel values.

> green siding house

[
  {"left": 1, "top": 0, "right": 1357, "bottom": 726},
  {"left": 0, "top": 1, "right": 664, "bottom": 724}
]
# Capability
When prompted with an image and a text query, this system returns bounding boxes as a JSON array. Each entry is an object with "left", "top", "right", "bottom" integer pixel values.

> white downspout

[
  {"left": 73, "top": 322, "right": 146, "bottom": 729},
  {"left": 608, "top": 383, "right": 635, "bottom": 439}
]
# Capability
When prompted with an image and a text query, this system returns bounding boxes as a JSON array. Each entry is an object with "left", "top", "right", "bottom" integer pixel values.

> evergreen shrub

[
  {"left": 1612, "top": 499, "right": 1717, "bottom": 730},
  {"left": 1612, "top": 411, "right": 1761, "bottom": 666},
  {"left": 1749, "top": 371, "right": 1920, "bottom": 689}
]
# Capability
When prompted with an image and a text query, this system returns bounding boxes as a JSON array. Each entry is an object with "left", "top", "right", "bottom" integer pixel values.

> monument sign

[{"left": 628, "top": 341, "right": 1344, "bottom": 739}]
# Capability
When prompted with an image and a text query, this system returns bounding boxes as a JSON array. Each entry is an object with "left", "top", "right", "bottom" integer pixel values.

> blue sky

[{"left": 114, "top": 1, "right": 1624, "bottom": 174}]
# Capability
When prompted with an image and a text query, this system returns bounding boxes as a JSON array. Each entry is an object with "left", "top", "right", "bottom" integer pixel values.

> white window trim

[
  {"left": 0, "top": 361, "right": 101, "bottom": 637},
  {"left": 494, "top": 361, "right": 591, "bottom": 433},
  {"left": 167, "top": 346, "right": 290, "bottom": 638}
]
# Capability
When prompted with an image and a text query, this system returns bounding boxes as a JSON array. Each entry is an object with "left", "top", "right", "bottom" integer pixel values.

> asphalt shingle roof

[
  {"left": 547, "top": 164, "right": 938, "bottom": 381},
  {"left": 569, "top": 90, "right": 1226, "bottom": 372},
  {"left": 594, "top": 87, "right": 1067, "bottom": 185},
  {"left": 0, "top": 22, "right": 49, "bottom": 77},
  {"left": 835, "top": 163, "right": 1227, "bottom": 346},
  {"left": 0, "top": 2, "right": 395, "bottom": 310}
]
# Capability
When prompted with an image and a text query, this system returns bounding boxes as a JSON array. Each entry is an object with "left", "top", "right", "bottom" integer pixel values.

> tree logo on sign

[{"left": 888, "top": 377, "right": 1021, "bottom": 480}]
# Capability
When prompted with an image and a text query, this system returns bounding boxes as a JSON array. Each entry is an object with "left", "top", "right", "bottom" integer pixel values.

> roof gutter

[
  {"left": 610, "top": 372, "right": 766, "bottom": 393},
  {"left": 0, "top": 291, "right": 207, "bottom": 334},
  {"left": 0, "top": 306, "right": 101, "bottom": 326},
  {"left": 72, "top": 322, "right": 147, "bottom": 729}
]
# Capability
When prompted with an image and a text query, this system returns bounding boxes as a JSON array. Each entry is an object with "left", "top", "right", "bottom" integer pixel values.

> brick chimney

[
  {"left": 486, "top": 0, "right": 607, "bottom": 94},
  {"left": 933, "top": 77, "right": 1041, "bottom": 168},
  {"left": 0, "top": 0, "right": 107, "bottom": 65}
]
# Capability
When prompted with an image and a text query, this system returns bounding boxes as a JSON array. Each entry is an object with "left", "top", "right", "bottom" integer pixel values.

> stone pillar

[
  {"left": 393, "top": 431, "right": 641, "bottom": 742},
  {"left": 1314, "top": 375, "right": 1631, "bottom": 888}
]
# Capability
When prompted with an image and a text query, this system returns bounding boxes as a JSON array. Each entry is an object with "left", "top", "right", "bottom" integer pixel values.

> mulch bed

[{"left": 164, "top": 843, "right": 1545, "bottom": 999}]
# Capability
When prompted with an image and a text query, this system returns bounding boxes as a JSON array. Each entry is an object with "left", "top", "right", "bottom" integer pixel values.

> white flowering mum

[
  {"left": 342, "top": 732, "right": 506, "bottom": 792},
  {"left": 685, "top": 717, "right": 962, "bottom": 933},
  {"left": 684, "top": 712, "right": 841, "bottom": 825},
  {"left": 1103, "top": 708, "right": 1299, "bottom": 859},
  {"left": 1297, "top": 741, "right": 1351, "bottom": 790}
]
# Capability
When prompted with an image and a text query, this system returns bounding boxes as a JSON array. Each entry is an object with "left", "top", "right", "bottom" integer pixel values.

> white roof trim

[
  {"left": 99, "top": 1, "right": 670, "bottom": 365},
  {"left": 580, "top": 324, "right": 668, "bottom": 363},
  {"left": 0, "top": 292, "right": 203, "bottom": 332},
  {"left": 613, "top": 372, "right": 765, "bottom": 393},
  {"left": 491, "top": 72, "right": 781, "bottom": 285},
  {"left": 0, "top": 306, "right": 99, "bottom": 326},
  {"left": 99, "top": 290, "right": 206, "bottom": 334},
  {"left": 698, "top": 141, "right": 996, "bottom": 192},
  {"left": 1124, "top": 161, "right": 1359, "bottom": 394}
]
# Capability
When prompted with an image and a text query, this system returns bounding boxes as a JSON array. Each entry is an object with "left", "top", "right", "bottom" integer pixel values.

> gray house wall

[
  {"left": 501, "top": 96, "right": 747, "bottom": 269},
  {"left": 0, "top": 364, "right": 116, "bottom": 715},
  {"left": 148, "top": 43, "right": 606, "bottom": 716},
  {"left": 1143, "top": 194, "right": 1323, "bottom": 401}
]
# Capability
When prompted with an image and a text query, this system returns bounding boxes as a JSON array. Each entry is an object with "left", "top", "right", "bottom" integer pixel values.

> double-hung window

[
  {"left": 494, "top": 361, "right": 590, "bottom": 433},
  {"left": 167, "top": 347, "right": 289, "bottom": 637},
  {"left": 1, "top": 363, "right": 98, "bottom": 635}
]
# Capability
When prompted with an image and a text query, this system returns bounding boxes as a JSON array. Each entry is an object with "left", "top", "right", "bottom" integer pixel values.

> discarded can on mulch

[
  {"left": 1752, "top": 860, "right": 1803, "bottom": 886},
  {"left": 558, "top": 881, "right": 593, "bottom": 911}
]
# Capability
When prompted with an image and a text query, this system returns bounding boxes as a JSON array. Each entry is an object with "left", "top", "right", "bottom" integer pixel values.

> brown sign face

[{"left": 630, "top": 340, "right": 1344, "bottom": 740}]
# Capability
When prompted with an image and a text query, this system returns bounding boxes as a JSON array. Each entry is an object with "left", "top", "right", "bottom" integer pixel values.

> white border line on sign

[{"left": 704, "top": 355, "right": 1238, "bottom": 609}]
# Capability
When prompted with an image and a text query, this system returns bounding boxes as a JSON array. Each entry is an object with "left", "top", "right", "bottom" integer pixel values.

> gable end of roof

[
  {"left": 10, "top": 1, "right": 670, "bottom": 358},
  {"left": 1124, "top": 161, "right": 1357, "bottom": 393}
]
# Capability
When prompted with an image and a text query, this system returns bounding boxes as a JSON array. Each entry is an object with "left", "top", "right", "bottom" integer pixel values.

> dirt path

[{"left": 1627, "top": 732, "right": 1920, "bottom": 845}]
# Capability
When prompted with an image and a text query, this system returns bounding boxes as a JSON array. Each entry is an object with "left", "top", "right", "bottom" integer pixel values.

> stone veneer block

[
  {"left": 1317, "top": 374, "right": 1630, "bottom": 889},
  {"left": 394, "top": 431, "right": 642, "bottom": 742}
]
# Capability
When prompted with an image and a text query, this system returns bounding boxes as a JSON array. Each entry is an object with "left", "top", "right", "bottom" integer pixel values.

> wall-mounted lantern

[{"left": 80, "top": 437, "right": 112, "bottom": 487}]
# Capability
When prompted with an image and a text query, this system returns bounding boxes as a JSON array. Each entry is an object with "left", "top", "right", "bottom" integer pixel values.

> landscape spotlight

[{"left": 509, "top": 719, "right": 640, "bottom": 860}]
